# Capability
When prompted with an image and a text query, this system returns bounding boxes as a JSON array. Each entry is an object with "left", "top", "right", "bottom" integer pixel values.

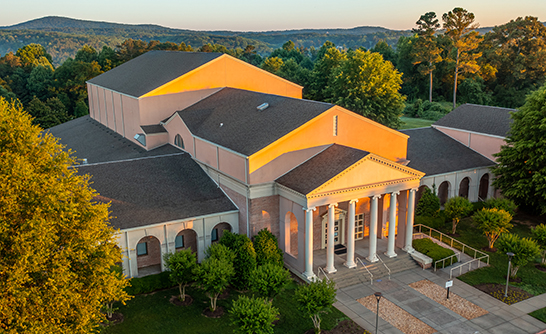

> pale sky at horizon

[{"left": 1, "top": 0, "right": 544, "bottom": 32}]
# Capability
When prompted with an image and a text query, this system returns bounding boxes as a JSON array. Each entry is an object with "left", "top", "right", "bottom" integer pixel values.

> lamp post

[
  {"left": 505, "top": 252, "right": 515, "bottom": 297},
  {"left": 374, "top": 292, "right": 382, "bottom": 334}
]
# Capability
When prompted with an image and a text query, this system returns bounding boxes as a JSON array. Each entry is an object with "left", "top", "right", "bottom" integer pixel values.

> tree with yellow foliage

[{"left": 0, "top": 97, "right": 130, "bottom": 333}]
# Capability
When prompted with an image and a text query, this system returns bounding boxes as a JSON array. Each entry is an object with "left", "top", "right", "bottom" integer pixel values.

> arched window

[
  {"left": 459, "top": 177, "right": 470, "bottom": 198},
  {"left": 174, "top": 134, "right": 184, "bottom": 149}
]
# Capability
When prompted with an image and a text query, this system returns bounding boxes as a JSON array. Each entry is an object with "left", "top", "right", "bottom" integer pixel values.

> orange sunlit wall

[{"left": 249, "top": 106, "right": 408, "bottom": 174}]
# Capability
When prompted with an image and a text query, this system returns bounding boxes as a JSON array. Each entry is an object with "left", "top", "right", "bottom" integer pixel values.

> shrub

[
  {"left": 125, "top": 271, "right": 173, "bottom": 295},
  {"left": 483, "top": 198, "right": 517, "bottom": 216},
  {"left": 403, "top": 99, "right": 451, "bottom": 120},
  {"left": 220, "top": 231, "right": 257, "bottom": 290},
  {"left": 412, "top": 238, "right": 455, "bottom": 263},
  {"left": 415, "top": 215, "right": 445, "bottom": 229},
  {"left": 497, "top": 233, "right": 541, "bottom": 277},
  {"left": 164, "top": 248, "right": 198, "bottom": 301},
  {"left": 444, "top": 196, "right": 473, "bottom": 234},
  {"left": 253, "top": 228, "right": 284, "bottom": 267},
  {"left": 295, "top": 279, "right": 337, "bottom": 334},
  {"left": 230, "top": 296, "right": 279, "bottom": 334},
  {"left": 473, "top": 208, "right": 513, "bottom": 249},
  {"left": 195, "top": 255, "right": 235, "bottom": 311},
  {"left": 250, "top": 263, "right": 290, "bottom": 300},
  {"left": 416, "top": 186, "right": 440, "bottom": 217},
  {"left": 205, "top": 242, "right": 236, "bottom": 263},
  {"left": 531, "top": 224, "right": 546, "bottom": 264}
]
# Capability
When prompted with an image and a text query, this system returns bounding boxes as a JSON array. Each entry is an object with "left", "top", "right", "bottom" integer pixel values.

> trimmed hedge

[
  {"left": 125, "top": 271, "right": 175, "bottom": 295},
  {"left": 413, "top": 238, "right": 455, "bottom": 264}
]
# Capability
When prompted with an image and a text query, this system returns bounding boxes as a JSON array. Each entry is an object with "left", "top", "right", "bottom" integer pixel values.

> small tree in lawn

[
  {"left": 497, "top": 233, "right": 541, "bottom": 277},
  {"left": 532, "top": 224, "right": 546, "bottom": 264},
  {"left": 473, "top": 208, "right": 513, "bottom": 249},
  {"left": 444, "top": 196, "right": 473, "bottom": 234},
  {"left": 295, "top": 279, "right": 337, "bottom": 334},
  {"left": 104, "top": 265, "right": 132, "bottom": 320},
  {"left": 253, "top": 228, "right": 284, "bottom": 267},
  {"left": 220, "top": 231, "right": 257, "bottom": 290},
  {"left": 230, "top": 295, "right": 279, "bottom": 334},
  {"left": 249, "top": 263, "right": 290, "bottom": 301},
  {"left": 164, "top": 248, "right": 197, "bottom": 302},
  {"left": 195, "top": 255, "right": 235, "bottom": 312}
]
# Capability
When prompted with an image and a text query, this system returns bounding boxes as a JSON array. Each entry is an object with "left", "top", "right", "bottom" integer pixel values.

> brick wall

[
  {"left": 136, "top": 236, "right": 162, "bottom": 268},
  {"left": 175, "top": 229, "right": 198, "bottom": 254},
  {"left": 249, "top": 195, "right": 280, "bottom": 240}
]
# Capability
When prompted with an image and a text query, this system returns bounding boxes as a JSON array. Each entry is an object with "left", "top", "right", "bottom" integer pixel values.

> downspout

[{"left": 125, "top": 231, "right": 132, "bottom": 278}]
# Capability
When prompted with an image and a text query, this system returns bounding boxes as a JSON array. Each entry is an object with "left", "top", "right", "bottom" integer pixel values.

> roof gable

[{"left": 87, "top": 51, "right": 222, "bottom": 97}]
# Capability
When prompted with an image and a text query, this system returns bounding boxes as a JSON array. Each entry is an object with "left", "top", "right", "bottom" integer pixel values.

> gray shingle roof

[
  {"left": 433, "top": 104, "right": 515, "bottom": 137},
  {"left": 141, "top": 124, "right": 167, "bottom": 134},
  {"left": 178, "top": 88, "right": 334, "bottom": 156},
  {"left": 87, "top": 51, "right": 222, "bottom": 97},
  {"left": 276, "top": 144, "right": 369, "bottom": 195},
  {"left": 77, "top": 154, "right": 237, "bottom": 230},
  {"left": 401, "top": 128, "right": 495, "bottom": 176},
  {"left": 48, "top": 116, "right": 181, "bottom": 164}
]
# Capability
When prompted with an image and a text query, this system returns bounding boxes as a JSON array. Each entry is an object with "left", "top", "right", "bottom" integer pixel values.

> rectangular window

[
  {"left": 175, "top": 235, "right": 184, "bottom": 249},
  {"left": 211, "top": 228, "right": 218, "bottom": 242},
  {"left": 333, "top": 115, "right": 338, "bottom": 136},
  {"left": 355, "top": 214, "right": 364, "bottom": 240},
  {"left": 136, "top": 242, "right": 148, "bottom": 256}
]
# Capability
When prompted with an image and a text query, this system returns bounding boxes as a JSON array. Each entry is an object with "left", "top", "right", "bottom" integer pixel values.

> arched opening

[
  {"left": 174, "top": 134, "right": 184, "bottom": 149},
  {"left": 175, "top": 229, "right": 198, "bottom": 254},
  {"left": 459, "top": 177, "right": 470, "bottom": 199},
  {"left": 438, "top": 181, "right": 450, "bottom": 205},
  {"left": 211, "top": 222, "right": 231, "bottom": 243},
  {"left": 416, "top": 185, "right": 430, "bottom": 205},
  {"left": 479, "top": 174, "right": 490, "bottom": 200},
  {"left": 285, "top": 212, "right": 298, "bottom": 257},
  {"left": 136, "top": 236, "right": 162, "bottom": 277}
]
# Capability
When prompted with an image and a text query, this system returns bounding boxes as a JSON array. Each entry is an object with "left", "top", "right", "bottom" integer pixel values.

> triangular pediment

[{"left": 308, "top": 154, "right": 424, "bottom": 195}]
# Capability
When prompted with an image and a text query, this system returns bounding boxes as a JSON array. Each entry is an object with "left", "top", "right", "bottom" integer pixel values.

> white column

[
  {"left": 385, "top": 192, "right": 399, "bottom": 258},
  {"left": 345, "top": 199, "right": 358, "bottom": 268},
  {"left": 404, "top": 188, "right": 418, "bottom": 253},
  {"left": 367, "top": 195, "right": 381, "bottom": 263},
  {"left": 304, "top": 207, "right": 317, "bottom": 281},
  {"left": 326, "top": 203, "right": 338, "bottom": 273}
]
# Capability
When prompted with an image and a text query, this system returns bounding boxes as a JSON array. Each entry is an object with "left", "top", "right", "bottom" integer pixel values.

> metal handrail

[
  {"left": 449, "top": 256, "right": 489, "bottom": 279},
  {"left": 434, "top": 252, "right": 461, "bottom": 271},
  {"left": 317, "top": 267, "right": 330, "bottom": 281},
  {"left": 376, "top": 254, "right": 391, "bottom": 280},
  {"left": 356, "top": 257, "right": 373, "bottom": 285}
]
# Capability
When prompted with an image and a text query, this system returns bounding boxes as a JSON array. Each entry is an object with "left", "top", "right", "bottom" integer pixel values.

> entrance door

[
  {"left": 321, "top": 208, "right": 346, "bottom": 248},
  {"left": 324, "top": 219, "right": 342, "bottom": 246}
]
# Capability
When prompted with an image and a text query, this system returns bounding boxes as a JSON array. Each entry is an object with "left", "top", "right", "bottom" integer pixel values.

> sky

[{"left": 1, "top": 0, "right": 544, "bottom": 31}]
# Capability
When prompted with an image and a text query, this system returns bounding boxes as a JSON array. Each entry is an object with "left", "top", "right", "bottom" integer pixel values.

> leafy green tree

[
  {"left": 249, "top": 264, "right": 290, "bottom": 301},
  {"left": 329, "top": 49, "right": 405, "bottom": 129},
  {"left": 308, "top": 44, "right": 346, "bottom": 101},
  {"left": 195, "top": 256, "right": 235, "bottom": 311},
  {"left": 27, "top": 65, "right": 54, "bottom": 101},
  {"left": 253, "top": 228, "right": 283, "bottom": 267},
  {"left": 415, "top": 186, "right": 440, "bottom": 217},
  {"left": 15, "top": 43, "right": 53, "bottom": 69},
  {"left": 492, "top": 84, "right": 546, "bottom": 214},
  {"left": 103, "top": 265, "right": 130, "bottom": 319},
  {"left": 261, "top": 57, "right": 284, "bottom": 73},
  {"left": 370, "top": 40, "right": 397, "bottom": 66},
  {"left": 531, "top": 224, "right": 546, "bottom": 264},
  {"left": 295, "top": 279, "right": 337, "bottom": 334},
  {"left": 473, "top": 208, "right": 513, "bottom": 249},
  {"left": 220, "top": 231, "right": 257, "bottom": 290},
  {"left": 483, "top": 198, "right": 517, "bottom": 216},
  {"left": 27, "top": 97, "right": 70, "bottom": 128},
  {"left": 74, "top": 45, "right": 98, "bottom": 63},
  {"left": 205, "top": 242, "right": 236, "bottom": 263},
  {"left": 164, "top": 248, "right": 197, "bottom": 302},
  {"left": 230, "top": 295, "right": 279, "bottom": 334},
  {"left": 497, "top": 234, "right": 541, "bottom": 277},
  {"left": 442, "top": 7, "right": 482, "bottom": 109},
  {"left": 444, "top": 196, "right": 473, "bottom": 234},
  {"left": 0, "top": 97, "right": 130, "bottom": 333}
]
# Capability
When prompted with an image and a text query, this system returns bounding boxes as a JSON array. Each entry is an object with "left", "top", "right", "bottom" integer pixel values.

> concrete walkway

[{"left": 334, "top": 266, "right": 546, "bottom": 334}]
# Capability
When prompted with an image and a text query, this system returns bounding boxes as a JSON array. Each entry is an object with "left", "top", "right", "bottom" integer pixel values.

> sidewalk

[{"left": 334, "top": 266, "right": 546, "bottom": 334}]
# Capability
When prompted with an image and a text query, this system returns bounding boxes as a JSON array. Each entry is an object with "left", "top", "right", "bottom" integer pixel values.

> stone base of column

[
  {"left": 304, "top": 271, "right": 317, "bottom": 282},
  {"left": 366, "top": 254, "right": 378, "bottom": 263},
  {"left": 325, "top": 266, "right": 337, "bottom": 274},
  {"left": 403, "top": 245, "right": 415, "bottom": 253},
  {"left": 384, "top": 251, "right": 398, "bottom": 258},
  {"left": 344, "top": 261, "right": 357, "bottom": 269}
]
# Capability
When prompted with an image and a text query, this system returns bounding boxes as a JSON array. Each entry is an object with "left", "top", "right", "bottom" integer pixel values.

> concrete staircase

[{"left": 328, "top": 252, "right": 421, "bottom": 289}]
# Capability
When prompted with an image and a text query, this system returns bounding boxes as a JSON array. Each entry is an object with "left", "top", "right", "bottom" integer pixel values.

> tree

[
  {"left": 412, "top": 12, "right": 442, "bottom": 102},
  {"left": 15, "top": 43, "right": 53, "bottom": 69},
  {"left": 219, "top": 231, "right": 257, "bottom": 290},
  {"left": 444, "top": 196, "right": 473, "bottom": 234},
  {"left": 492, "top": 84, "right": 546, "bottom": 214},
  {"left": 531, "top": 224, "right": 546, "bottom": 264},
  {"left": 415, "top": 186, "right": 440, "bottom": 217},
  {"left": 249, "top": 264, "right": 290, "bottom": 301},
  {"left": 442, "top": 7, "right": 482, "bottom": 109},
  {"left": 309, "top": 44, "right": 346, "bottom": 101},
  {"left": 253, "top": 228, "right": 283, "bottom": 267},
  {"left": 0, "top": 97, "right": 130, "bottom": 333},
  {"left": 295, "top": 279, "right": 336, "bottom": 334},
  {"left": 195, "top": 255, "right": 235, "bottom": 312},
  {"left": 164, "top": 248, "right": 197, "bottom": 302},
  {"left": 329, "top": 49, "right": 405, "bottom": 129},
  {"left": 261, "top": 57, "right": 284, "bottom": 73},
  {"left": 230, "top": 296, "right": 279, "bottom": 334},
  {"left": 497, "top": 234, "right": 541, "bottom": 277},
  {"left": 473, "top": 208, "right": 513, "bottom": 249},
  {"left": 483, "top": 198, "right": 517, "bottom": 216}
]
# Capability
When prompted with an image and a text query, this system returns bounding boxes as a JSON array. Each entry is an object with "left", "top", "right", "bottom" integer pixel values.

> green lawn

[
  {"left": 399, "top": 117, "right": 435, "bottom": 129},
  {"left": 101, "top": 281, "right": 348, "bottom": 334},
  {"left": 530, "top": 306, "right": 546, "bottom": 323}
]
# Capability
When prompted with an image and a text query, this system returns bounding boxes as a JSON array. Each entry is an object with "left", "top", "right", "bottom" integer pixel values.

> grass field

[
  {"left": 101, "top": 281, "right": 348, "bottom": 334},
  {"left": 399, "top": 117, "right": 435, "bottom": 129},
  {"left": 530, "top": 307, "right": 546, "bottom": 323}
]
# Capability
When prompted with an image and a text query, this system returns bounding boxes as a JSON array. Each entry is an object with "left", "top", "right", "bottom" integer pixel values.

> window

[
  {"left": 211, "top": 228, "right": 218, "bottom": 242},
  {"left": 333, "top": 115, "right": 338, "bottom": 136},
  {"left": 174, "top": 134, "right": 184, "bottom": 149},
  {"left": 136, "top": 242, "right": 148, "bottom": 256},
  {"left": 175, "top": 235, "right": 184, "bottom": 249},
  {"left": 355, "top": 214, "right": 364, "bottom": 240}
]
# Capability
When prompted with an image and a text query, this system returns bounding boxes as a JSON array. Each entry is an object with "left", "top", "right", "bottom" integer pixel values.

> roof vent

[
  {"left": 81, "top": 158, "right": 88, "bottom": 165},
  {"left": 257, "top": 103, "right": 269, "bottom": 111}
]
